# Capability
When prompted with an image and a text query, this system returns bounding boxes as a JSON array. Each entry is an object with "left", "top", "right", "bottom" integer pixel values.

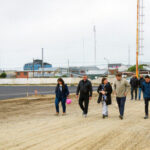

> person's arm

[
  {"left": 76, "top": 82, "right": 80, "bottom": 96},
  {"left": 137, "top": 79, "right": 139, "bottom": 87},
  {"left": 124, "top": 80, "right": 130, "bottom": 95},
  {"left": 97, "top": 85, "right": 102, "bottom": 93},
  {"left": 65, "top": 84, "right": 69, "bottom": 97},
  {"left": 89, "top": 82, "right": 93, "bottom": 97},
  {"left": 55, "top": 86, "right": 57, "bottom": 94},
  {"left": 113, "top": 82, "right": 116, "bottom": 95},
  {"left": 141, "top": 82, "right": 145, "bottom": 92},
  {"left": 106, "top": 83, "right": 113, "bottom": 95},
  {"left": 130, "top": 78, "right": 133, "bottom": 86}
]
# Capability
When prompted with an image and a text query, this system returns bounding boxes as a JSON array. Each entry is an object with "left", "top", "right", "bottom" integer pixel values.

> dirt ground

[{"left": 0, "top": 94, "right": 150, "bottom": 150}]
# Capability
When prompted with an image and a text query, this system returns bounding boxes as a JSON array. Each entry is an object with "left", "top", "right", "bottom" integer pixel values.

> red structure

[{"left": 16, "top": 71, "right": 29, "bottom": 78}]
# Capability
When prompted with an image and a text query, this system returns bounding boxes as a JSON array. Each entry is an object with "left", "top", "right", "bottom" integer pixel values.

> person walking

[
  {"left": 130, "top": 74, "right": 139, "bottom": 100},
  {"left": 97, "top": 78, "right": 112, "bottom": 118},
  {"left": 114, "top": 73, "right": 130, "bottom": 120},
  {"left": 138, "top": 74, "right": 145, "bottom": 100},
  {"left": 141, "top": 75, "right": 150, "bottom": 119},
  {"left": 55, "top": 78, "right": 69, "bottom": 115},
  {"left": 76, "top": 75, "right": 93, "bottom": 117}
]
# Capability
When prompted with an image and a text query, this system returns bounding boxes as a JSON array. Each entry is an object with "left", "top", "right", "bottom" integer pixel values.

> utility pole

[
  {"left": 104, "top": 58, "right": 109, "bottom": 76},
  {"left": 42, "top": 48, "right": 44, "bottom": 77},
  {"left": 82, "top": 39, "right": 85, "bottom": 66},
  {"left": 128, "top": 46, "right": 130, "bottom": 66},
  {"left": 139, "top": 0, "right": 144, "bottom": 56},
  {"left": 33, "top": 58, "right": 34, "bottom": 78},
  {"left": 136, "top": 0, "right": 139, "bottom": 77},
  {"left": 67, "top": 59, "right": 70, "bottom": 77},
  {"left": 93, "top": 25, "right": 96, "bottom": 66}
]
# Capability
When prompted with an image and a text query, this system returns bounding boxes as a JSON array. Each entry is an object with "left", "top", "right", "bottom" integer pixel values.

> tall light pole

[
  {"left": 42, "top": 48, "right": 44, "bottom": 77},
  {"left": 104, "top": 58, "right": 109, "bottom": 76},
  {"left": 136, "top": 0, "right": 139, "bottom": 77},
  {"left": 93, "top": 25, "right": 96, "bottom": 66},
  {"left": 128, "top": 46, "right": 130, "bottom": 66}
]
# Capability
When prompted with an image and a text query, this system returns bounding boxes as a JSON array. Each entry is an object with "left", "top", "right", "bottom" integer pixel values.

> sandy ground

[{"left": 0, "top": 94, "right": 150, "bottom": 150}]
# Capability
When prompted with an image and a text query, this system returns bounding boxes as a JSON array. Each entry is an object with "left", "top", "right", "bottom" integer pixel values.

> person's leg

[
  {"left": 144, "top": 98, "right": 149, "bottom": 117},
  {"left": 135, "top": 88, "right": 137, "bottom": 100},
  {"left": 131, "top": 87, "right": 134, "bottom": 100},
  {"left": 55, "top": 98, "right": 60, "bottom": 113},
  {"left": 116, "top": 97, "right": 121, "bottom": 115},
  {"left": 61, "top": 98, "right": 66, "bottom": 113},
  {"left": 120, "top": 97, "right": 126, "bottom": 117},
  {"left": 79, "top": 95, "right": 85, "bottom": 113},
  {"left": 139, "top": 88, "right": 142, "bottom": 100},
  {"left": 102, "top": 101, "right": 108, "bottom": 117},
  {"left": 84, "top": 96, "right": 89, "bottom": 115}
]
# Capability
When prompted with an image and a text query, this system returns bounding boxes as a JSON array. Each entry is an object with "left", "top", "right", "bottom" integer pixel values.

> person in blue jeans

[
  {"left": 141, "top": 75, "right": 150, "bottom": 119},
  {"left": 55, "top": 78, "right": 69, "bottom": 116},
  {"left": 114, "top": 73, "right": 130, "bottom": 120},
  {"left": 138, "top": 75, "right": 145, "bottom": 100}
]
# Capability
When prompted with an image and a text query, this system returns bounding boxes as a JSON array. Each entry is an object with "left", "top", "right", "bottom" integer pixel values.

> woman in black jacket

[
  {"left": 55, "top": 78, "right": 69, "bottom": 115},
  {"left": 97, "top": 77, "right": 113, "bottom": 118}
]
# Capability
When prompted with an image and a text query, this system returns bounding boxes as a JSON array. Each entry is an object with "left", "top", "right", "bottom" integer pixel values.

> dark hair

[
  {"left": 116, "top": 72, "right": 122, "bottom": 77},
  {"left": 145, "top": 75, "right": 149, "bottom": 79},
  {"left": 102, "top": 77, "right": 107, "bottom": 84},
  {"left": 57, "top": 78, "right": 65, "bottom": 88}
]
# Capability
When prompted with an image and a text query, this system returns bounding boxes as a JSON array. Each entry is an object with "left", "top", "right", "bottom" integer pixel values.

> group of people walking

[{"left": 54, "top": 72, "right": 150, "bottom": 120}]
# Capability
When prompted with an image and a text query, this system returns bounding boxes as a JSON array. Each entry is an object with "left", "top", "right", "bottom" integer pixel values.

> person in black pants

[
  {"left": 76, "top": 75, "right": 93, "bottom": 117},
  {"left": 141, "top": 75, "right": 150, "bottom": 119},
  {"left": 130, "top": 74, "right": 139, "bottom": 100}
]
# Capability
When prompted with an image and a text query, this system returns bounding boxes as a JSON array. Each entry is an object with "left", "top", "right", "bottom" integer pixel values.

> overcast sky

[{"left": 0, "top": 0, "right": 150, "bottom": 70}]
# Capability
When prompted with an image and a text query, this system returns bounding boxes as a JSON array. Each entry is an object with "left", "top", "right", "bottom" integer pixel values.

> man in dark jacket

[
  {"left": 76, "top": 75, "right": 93, "bottom": 117},
  {"left": 138, "top": 75, "right": 145, "bottom": 100},
  {"left": 141, "top": 75, "right": 150, "bottom": 119},
  {"left": 130, "top": 74, "right": 139, "bottom": 100}
]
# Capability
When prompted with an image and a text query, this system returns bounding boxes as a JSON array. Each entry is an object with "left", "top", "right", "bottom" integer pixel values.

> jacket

[
  {"left": 97, "top": 82, "right": 112, "bottom": 105},
  {"left": 142, "top": 81, "right": 150, "bottom": 99},
  {"left": 114, "top": 78, "right": 130, "bottom": 98},
  {"left": 130, "top": 77, "right": 139, "bottom": 88},
  {"left": 76, "top": 80, "right": 93, "bottom": 97},
  {"left": 55, "top": 84, "right": 69, "bottom": 100},
  {"left": 139, "top": 78, "right": 145, "bottom": 88}
]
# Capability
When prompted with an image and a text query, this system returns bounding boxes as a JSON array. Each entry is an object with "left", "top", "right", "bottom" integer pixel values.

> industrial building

[{"left": 24, "top": 59, "right": 52, "bottom": 71}]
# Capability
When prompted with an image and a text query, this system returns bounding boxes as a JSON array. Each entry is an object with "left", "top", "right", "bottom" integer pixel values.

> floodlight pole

[{"left": 136, "top": 0, "right": 139, "bottom": 78}]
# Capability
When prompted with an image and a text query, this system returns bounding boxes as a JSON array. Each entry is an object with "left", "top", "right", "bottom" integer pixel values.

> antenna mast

[{"left": 93, "top": 25, "right": 96, "bottom": 66}]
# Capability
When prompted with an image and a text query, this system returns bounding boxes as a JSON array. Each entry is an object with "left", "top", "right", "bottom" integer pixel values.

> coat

[
  {"left": 142, "top": 81, "right": 150, "bottom": 99},
  {"left": 130, "top": 77, "right": 139, "bottom": 88},
  {"left": 97, "top": 82, "right": 113, "bottom": 105},
  {"left": 55, "top": 84, "right": 69, "bottom": 100},
  {"left": 76, "top": 80, "right": 93, "bottom": 97}
]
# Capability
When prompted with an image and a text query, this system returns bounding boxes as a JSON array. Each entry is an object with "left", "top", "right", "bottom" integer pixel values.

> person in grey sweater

[{"left": 114, "top": 72, "right": 130, "bottom": 120}]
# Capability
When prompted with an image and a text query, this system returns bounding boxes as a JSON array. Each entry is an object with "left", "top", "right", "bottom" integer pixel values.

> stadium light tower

[
  {"left": 93, "top": 25, "right": 97, "bottom": 66},
  {"left": 136, "top": 0, "right": 144, "bottom": 77},
  {"left": 136, "top": 0, "right": 139, "bottom": 77}
]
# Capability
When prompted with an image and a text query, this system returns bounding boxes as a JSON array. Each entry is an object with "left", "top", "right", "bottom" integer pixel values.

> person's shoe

[
  {"left": 144, "top": 115, "right": 148, "bottom": 119},
  {"left": 84, "top": 114, "right": 87, "bottom": 118},
  {"left": 119, "top": 115, "right": 123, "bottom": 120},
  {"left": 105, "top": 115, "right": 108, "bottom": 118},
  {"left": 62, "top": 112, "right": 66, "bottom": 116},
  {"left": 103, "top": 115, "right": 106, "bottom": 119},
  {"left": 55, "top": 112, "right": 59, "bottom": 116}
]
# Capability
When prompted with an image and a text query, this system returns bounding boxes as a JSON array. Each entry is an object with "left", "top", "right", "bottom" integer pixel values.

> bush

[
  {"left": 128, "top": 65, "right": 144, "bottom": 72},
  {"left": 0, "top": 72, "right": 7, "bottom": 78}
]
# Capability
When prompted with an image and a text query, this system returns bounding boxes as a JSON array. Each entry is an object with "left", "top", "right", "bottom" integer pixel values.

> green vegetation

[
  {"left": 128, "top": 64, "right": 146, "bottom": 72},
  {"left": 0, "top": 72, "right": 7, "bottom": 78}
]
